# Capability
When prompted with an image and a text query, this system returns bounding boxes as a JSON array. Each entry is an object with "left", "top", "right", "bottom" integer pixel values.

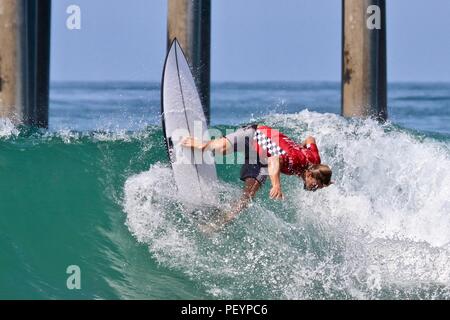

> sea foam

[
  {"left": 124, "top": 110, "right": 450, "bottom": 299},
  {"left": 0, "top": 118, "right": 19, "bottom": 138}
]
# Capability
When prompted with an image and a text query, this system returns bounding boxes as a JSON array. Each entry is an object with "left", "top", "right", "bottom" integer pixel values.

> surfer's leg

[
  {"left": 200, "top": 178, "right": 263, "bottom": 234},
  {"left": 183, "top": 125, "right": 257, "bottom": 156},
  {"left": 201, "top": 173, "right": 264, "bottom": 234},
  {"left": 218, "top": 137, "right": 268, "bottom": 223},
  {"left": 226, "top": 178, "right": 262, "bottom": 218},
  {"left": 220, "top": 165, "right": 267, "bottom": 224},
  {"left": 203, "top": 178, "right": 261, "bottom": 234},
  {"left": 206, "top": 137, "right": 233, "bottom": 155},
  {"left": 224, "top": 125, "right": 257, "bottom": 156},
  {"left": 182, "top": 136, "right": 233, "bottom": 155},
  {"left": 181, "top": 136, "right": 228, "bottom": 153}
]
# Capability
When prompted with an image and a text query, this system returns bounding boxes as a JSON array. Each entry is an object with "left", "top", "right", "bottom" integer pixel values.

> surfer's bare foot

[
  {"left": 198, "top": 221, "right": 223, "bottom": 235},
  {"left": 198, "top": 211, "right": 236, "bottom": 235}
]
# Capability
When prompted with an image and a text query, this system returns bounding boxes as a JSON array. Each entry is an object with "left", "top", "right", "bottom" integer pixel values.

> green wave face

[{"left": 1, "top": 111, "right": 450, "bottom": 299}]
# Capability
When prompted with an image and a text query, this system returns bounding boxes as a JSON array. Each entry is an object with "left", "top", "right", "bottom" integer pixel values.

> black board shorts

[{"left": 225, "top": 124, "right": 268, "bottom": 185}]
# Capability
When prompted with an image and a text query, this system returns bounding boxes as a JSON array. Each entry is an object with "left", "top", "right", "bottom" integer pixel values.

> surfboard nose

[{"left": 168, "top": 37, "right": 181, "bottom": 54}]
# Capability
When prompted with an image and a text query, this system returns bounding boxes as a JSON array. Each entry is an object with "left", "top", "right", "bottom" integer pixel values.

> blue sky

[{"left": 51, "top": 0, "right": 450, "bottom": 82}]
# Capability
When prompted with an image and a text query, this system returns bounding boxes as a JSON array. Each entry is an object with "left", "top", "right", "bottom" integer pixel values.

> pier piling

[
  {"left": 167, "top": 0, "right": 211, "bottom": 123},
  {"left": 0, "top": 0, "right": 51, "bottom": 128},
  {"left": 342, "top": 0, "right": 387, "bottom": 120}
]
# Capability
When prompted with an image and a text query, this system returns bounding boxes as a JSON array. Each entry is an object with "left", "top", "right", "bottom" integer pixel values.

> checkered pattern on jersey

[{"left": 253, "top": 129, "right": 287, "bottom": 156}]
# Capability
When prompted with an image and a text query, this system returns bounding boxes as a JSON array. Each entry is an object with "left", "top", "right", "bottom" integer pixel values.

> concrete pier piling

[
  {"left": 0, "top": 0, "right": 51, "bottom": 128},
  {"left": 167, "top": 0, "right": 211, "bottom": 123},
  {"left": 342, "top": 0, "right": 387, "bottom": 120},
  {"left": 0, "top": 0, "right": 23, "bottom": 123}
]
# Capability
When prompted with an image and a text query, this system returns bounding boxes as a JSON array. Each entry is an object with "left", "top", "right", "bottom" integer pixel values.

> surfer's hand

[
  {"left": 181, "top": 137, "right": 204, "bottom": 150},
  {"left": 270, "top": 185, "right": 284, "bottom": 200}
]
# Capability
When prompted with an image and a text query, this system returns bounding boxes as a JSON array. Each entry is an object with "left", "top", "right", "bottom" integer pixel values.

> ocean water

[{"left": 0, "top": 82, "right": 449, "bottom": 299}]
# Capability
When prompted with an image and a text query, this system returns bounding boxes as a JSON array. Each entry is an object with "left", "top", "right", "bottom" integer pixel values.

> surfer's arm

[
  {"left": 268, "top": 156, "right": 284, "bottom": 200},
  {"left": 302, "top": 136, "right": 316, "bottom": 147}
]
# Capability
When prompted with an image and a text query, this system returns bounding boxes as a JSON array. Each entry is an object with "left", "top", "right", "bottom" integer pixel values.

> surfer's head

[{"left": 302, "top": 164, "right": 333, "bottom": 191}]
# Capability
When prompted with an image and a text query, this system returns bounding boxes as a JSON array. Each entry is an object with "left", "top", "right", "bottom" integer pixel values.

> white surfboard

[{"left": 161, "top": 39, "right": 218, "bottom": 206}]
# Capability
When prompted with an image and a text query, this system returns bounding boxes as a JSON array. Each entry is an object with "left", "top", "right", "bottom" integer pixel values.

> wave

[
  {"left": 124, "top": 110, "right": 450, "bottom": 299},
  {"left": 0, "top": 118, "right": 20, "bottom": 138},
  {"left": 1, "top": 110, "right": 450, "bottom": 299}
]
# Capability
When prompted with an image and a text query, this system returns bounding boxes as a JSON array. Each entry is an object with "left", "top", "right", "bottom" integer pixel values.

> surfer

[{"left": 182, "top": 124, "right": 333, "bottom": 232}]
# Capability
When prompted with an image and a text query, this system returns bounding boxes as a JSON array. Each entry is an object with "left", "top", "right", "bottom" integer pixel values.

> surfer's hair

[{"left": 308, "top": 164, "right": 333, "bottom": 186}]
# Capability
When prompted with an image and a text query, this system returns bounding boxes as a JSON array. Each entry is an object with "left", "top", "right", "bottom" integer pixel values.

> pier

[
  {"left": 342, "top": 0, "right": 387, "bottom": 120},
  {"left": 0, "top": 0, "right": 51, "bottom": 128},
  {"left": 0, "top": 0, "right": 388, "bottom": 128},
  {"left": 167, "top": 0, "right": 211, "bottom": 123}
]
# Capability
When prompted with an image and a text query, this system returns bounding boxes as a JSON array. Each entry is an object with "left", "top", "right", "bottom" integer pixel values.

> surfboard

[{"left": 161, "top": 39, "right": 218, "bottom": 206}]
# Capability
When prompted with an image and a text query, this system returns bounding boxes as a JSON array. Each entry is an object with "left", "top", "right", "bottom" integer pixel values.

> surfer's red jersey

[{"left": 253, "top": 125, "right": 321, "bottom": 175}]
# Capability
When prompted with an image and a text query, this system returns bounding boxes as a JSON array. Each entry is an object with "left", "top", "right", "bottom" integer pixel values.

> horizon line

[{"left": 50, "top": 80, "right": 450, "bottom": 85}]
